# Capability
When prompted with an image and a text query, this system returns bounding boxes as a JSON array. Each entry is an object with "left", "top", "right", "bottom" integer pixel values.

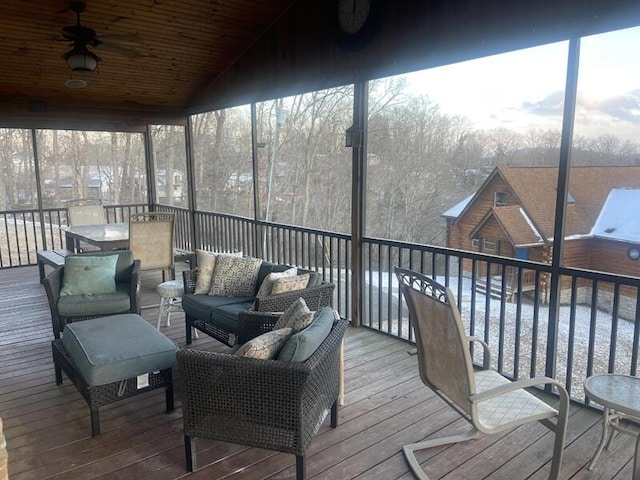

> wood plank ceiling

[{"left": 0, "top": 0, "right": 294, "bottom": 125}]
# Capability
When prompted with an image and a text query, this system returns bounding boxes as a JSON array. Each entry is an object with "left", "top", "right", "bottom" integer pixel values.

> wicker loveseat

[
  {"left": 182, "top": 260, "right": 335, "bottom": 346},
  {"left": 177, "top": 313, "right": 349, "bottom": 480}
]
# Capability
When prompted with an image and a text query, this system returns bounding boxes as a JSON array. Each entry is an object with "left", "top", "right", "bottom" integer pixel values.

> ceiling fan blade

[
  {"left": 95, "top": 34, "right": 142, "bottom": 44},
  {"left": 63, "top": 25, "right": 96, "bottom": 42},
  {"left": 91, "top": 41, "right": 141, "bottom": 58}
]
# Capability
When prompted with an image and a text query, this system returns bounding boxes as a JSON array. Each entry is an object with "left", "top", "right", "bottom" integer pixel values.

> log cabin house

[{"left": 443, "top": 165, "right": 640, "bottom": 316}]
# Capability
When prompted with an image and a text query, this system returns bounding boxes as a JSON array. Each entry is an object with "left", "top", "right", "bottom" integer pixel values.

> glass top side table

[{"left": 583, "top": 374, "right": 640, "bottom": 478}]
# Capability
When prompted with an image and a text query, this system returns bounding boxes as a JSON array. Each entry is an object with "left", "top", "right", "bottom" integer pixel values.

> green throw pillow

[
  {"left": 278, "top": 307, "right": 335, "bottom": 362},
  {"left": 60, "top": 254, "right": 118, "bottom": 296}
]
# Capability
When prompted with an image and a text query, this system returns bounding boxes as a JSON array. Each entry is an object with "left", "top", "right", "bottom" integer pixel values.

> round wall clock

[
  {"left": 335, "top": 0, "right": 382, "bottom": 52},
  {"left": 628, "top": 247, "right": 640, "bottom": 261}
]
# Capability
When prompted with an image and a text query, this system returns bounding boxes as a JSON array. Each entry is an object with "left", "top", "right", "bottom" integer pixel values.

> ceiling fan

[{"left": 61, "top": 1, "right": 141, "bottom": 73}]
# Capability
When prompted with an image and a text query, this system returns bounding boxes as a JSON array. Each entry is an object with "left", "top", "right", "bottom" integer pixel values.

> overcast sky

[{"left": 402, "top": 25, "right": 640, "bottom": 141}]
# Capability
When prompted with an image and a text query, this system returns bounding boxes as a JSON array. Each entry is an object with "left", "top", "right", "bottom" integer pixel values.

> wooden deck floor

[{"left": 1, "top": 265, "right": 637, "bottom": 479}]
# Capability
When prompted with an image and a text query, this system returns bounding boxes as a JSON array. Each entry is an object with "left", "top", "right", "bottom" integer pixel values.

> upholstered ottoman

[{"left": 52, "top": 313, "right": 178, "bottom": 437}]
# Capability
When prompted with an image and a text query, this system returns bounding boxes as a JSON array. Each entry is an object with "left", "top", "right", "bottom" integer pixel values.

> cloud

[
  {"left": 594, "top": 89, "right": 640, "bottom": 124},
  {"left": 521, "top": 91, "right": 565, "bottom": 116},
  {"left": 522, "top": 89, "right": 640, "bottom": 128}
]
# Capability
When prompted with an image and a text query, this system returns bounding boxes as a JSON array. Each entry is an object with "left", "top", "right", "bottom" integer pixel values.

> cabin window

[
  {"left": 483, "top": 238, "right": 497, "bottom": 253},
  {"left": 471, "top": 238, "right": 480, "bottom": 250},
  {"left": 494, "top": 191, "right": 508, "bottom": 206}
]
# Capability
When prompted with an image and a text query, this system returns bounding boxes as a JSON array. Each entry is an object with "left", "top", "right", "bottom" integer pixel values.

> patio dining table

[{"left": 60, "top": 223, "right": 129, "bottom": 252}]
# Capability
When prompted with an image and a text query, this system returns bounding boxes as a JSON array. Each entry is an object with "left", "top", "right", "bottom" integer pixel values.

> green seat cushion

[
  {"left": 182, "top": 294, "right": 255, "bottom": 322},
  {"left": 306, "top": 271, "right": 321, "bottom": 287},
  {"left": 60, "top": 254, "right": 118, "bottom": 296},
  {"left": 278, "top": 307, "right": 335, "bottom": 362},
  {"left": 210, "top": 300, "right": 256, "bottom": 332},
  {"left": 61, "top": 313, "right": 178, "bottom": 386},
  {"left": 57, "top": 289, "right": 131, "bottom": 317}
]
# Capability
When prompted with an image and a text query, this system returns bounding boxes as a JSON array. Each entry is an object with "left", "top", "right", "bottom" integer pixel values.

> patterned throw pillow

[
  {"left": 273, "top": 297, "right": 315, "bottom": 333},
  {"left": 194, "top": 250, "right": 242, "bottom": 294},
  {"left": 271, "top": 273, "right": 310, "bottom": 295},
  {"left": 256, "top": 267, "right": 298, "bottom": 298},
  {"left": 235, "top": 328, "right": 293, "bottom": 359},
  {"left": 209, "top": 255, "right": 263, "bottom": 297}
]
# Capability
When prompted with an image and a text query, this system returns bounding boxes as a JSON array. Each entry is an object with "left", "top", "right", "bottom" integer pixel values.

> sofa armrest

[
  {"left": 237, "top": 311, "right": 281, "bottom": 344},
  {"left": 182, "top": 269, "right": 198, "bottom": 294},
  {"left": 253, "top": 282, "right": 335, "bottom": 313}
]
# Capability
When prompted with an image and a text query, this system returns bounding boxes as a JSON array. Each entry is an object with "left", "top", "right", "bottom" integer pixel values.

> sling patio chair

[
  {"left": 66, "top": 198, "right": 107, "bottom": 252},
  {"left": 394, "top": 267, "right": 569, "bottom": 480},
  {"left": 128, "top": 211, "right": 175, "bottom": 282}
]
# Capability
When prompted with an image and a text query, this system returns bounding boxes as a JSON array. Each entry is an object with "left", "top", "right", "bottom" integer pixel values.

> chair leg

[
  {"left": 331, "top": 399, "right": 338, "bottom": 428},
  {"left": 90, "top": 406, "right": 101, "bottom": 437},
  {"left": 185, "top": 435, "right": 196, "bottom": 471},
  {"left": 165, "top": 369, "right": 174, "bottom": 412},
  {"left": 403, "top": 427, "right": 480, "bottom": 480},
  {"left": 634, "top": 435, "right": 640, "bottom": 480},
  {"left": 186, "top": 317, "right": 193, "bottom": 345},
  {"left": 156, "top": 297, "right": 165, "bottom": 330},
  {"left": 339, "top": 339, "right": 345, "bottom": 406},
  {"left": 54, "top": 363, "right": 63, "bottom": 385},
  {"left": 166, "top": 298, "right": 174, "bottom": 327},
  {"left": 548, "top": 404, "right": 569, "bottom": 480},
  {"left": 296, "top": 455, "right": 305, "bottom": 480}
]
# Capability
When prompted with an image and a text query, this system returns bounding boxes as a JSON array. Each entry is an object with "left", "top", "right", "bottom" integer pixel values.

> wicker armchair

[
  {"left": 182, "top": 267, "right": 335, "bottom": 346},
  {"left": 177, "top": 316, "right": 349, "bottom": 480},
  {"left": 43, "top": 251, "right": 141, "bottom": 339}
]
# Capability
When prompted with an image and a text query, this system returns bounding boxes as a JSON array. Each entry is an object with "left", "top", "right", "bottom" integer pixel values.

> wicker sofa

[
  {"left": 178, "top": 313, "right": 349, "bottom": 479},
  {"left": 182, "top": 260, "right": 335, "bottom": 346}
]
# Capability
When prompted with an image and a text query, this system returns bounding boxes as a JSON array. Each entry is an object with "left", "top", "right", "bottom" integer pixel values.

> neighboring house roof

[
  {"left": 590, "top": 188, "right": 640, "bottom": 243},
  {"left": 442, "top": 194, "right": 473, "bottom": 218},
  {"left": 445, "top": 165, "right": 640, "bottom": 245},
  {"left": 500, "top": 165, "right": 640, "bottom": 238},
  {"left": 470, "top": 206, "right": 545, "bottom": 247}
]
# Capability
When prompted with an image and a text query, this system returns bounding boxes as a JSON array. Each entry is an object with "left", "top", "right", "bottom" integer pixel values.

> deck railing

[
  {"left": 2, "top": 206, "right": 639, "bottom": 401},
  {"left": 0, "top": 204, "right": 150, "bottom": 267}
]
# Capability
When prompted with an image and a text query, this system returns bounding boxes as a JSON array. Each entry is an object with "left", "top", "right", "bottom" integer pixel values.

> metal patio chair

[
  {"left": 394, "top": 267, "right": 569, "bottom": 480},
  {"left": 128, "top": 212, "right": 175, "bottom": 281},
  {"left": 66, "top": 198, "right": 107, "bottom": 252}
]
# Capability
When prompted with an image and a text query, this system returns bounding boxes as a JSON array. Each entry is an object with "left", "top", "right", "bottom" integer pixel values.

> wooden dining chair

[{"left": 128, "top": 212, "right": 175, "bottom": 281}]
